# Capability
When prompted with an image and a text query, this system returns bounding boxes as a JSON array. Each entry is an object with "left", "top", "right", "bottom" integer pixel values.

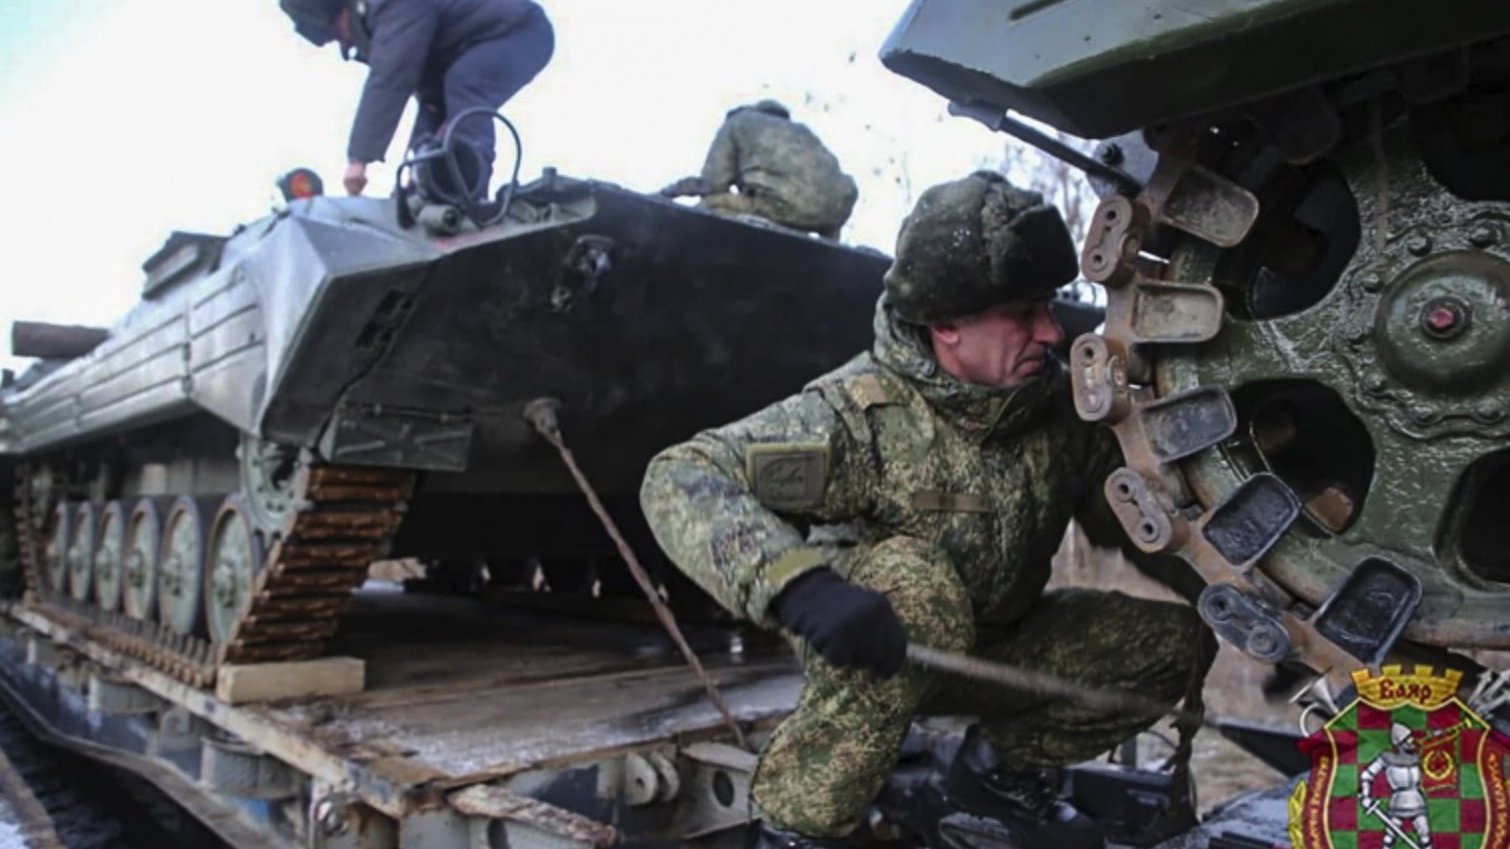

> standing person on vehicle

[
  {"left": 279, "top": 0, "right": 555, "bottom": 198},
  {"left": 641, "top": 172, "right": 1213, "bottom": 849},
  {"left": 660, "top": 100, "right": 859, "bottom": 241}
]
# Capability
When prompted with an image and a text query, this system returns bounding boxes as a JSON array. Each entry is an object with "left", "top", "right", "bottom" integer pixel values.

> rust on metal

[
  {"left": 12, "top": 466, "right": 49, "bottom": 596},
  {"left": 289, "top": 511, "right": 402, "bottom": 539},
  {"left": 1073, "top": 180, "right": 1379, "bottom": 690},
  {"left": 307, "top": 466, "right": 410, "bottom": 487},
  {"left": 223, "top": 464, "right": 411, "bottom": 666},
  {"left": 449, "top": 784, "right": 619, "bottom": 847},
  {"left": 1304, "top": 486, "right": 1356, "bottom": 534},
  {"left": 1102, "top": 467, "right": 1188, "bottom": 554},
  {"left": 304, "top": 483, "right": 409, "bottom": 503},
  {"left": 14, "top": 461, "right": 413, "bottom": 684},
  {"left": 1079, "top": 194, "right": 1148, "bottom": 287},
  {"left": 1069, "top": 333, "right": 1132, "bottom": 424},
  {"left": 275, "top": 544, "right": 389, "bottom": 569},
  {"left": 258, "top": 572, "right": 367, "bottom": 593},
  {"left": 244, "top": 595, "right": 350, "bottom": 613}
]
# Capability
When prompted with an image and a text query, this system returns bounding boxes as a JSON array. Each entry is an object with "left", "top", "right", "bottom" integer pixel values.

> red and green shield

[{"left": 1291, "top": 670, "right": 1510, "bottom": 849}]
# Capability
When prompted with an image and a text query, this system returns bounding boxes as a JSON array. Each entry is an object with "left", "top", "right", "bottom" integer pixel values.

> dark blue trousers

[{"left": 411, "top": 4, "right": 554, "bottom": 196}]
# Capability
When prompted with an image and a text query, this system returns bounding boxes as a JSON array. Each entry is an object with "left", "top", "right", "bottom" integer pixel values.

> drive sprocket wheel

[{"left": 1074, "top": 90, "right": 1510, "bottom": 678}]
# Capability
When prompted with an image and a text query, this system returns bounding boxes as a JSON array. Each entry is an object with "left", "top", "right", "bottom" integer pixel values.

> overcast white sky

[{"left": 0, "top": 0, "right": 1041, "bottom": 373}]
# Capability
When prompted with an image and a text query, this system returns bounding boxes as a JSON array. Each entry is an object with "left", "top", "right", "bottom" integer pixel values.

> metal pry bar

[
  {"left": 948, "top": 101, "right": 1143, "bottom": 196},
  {"left": 906, "top": 643, "right": 1215, "bottom": 729},
  {"left": 524, "top": 397, "right": 751, "bottom": 751}
]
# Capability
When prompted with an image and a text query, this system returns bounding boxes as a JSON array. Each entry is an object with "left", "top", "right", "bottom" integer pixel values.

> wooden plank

[
  {"left": 4, "top": 604, "right": 425, "bottom": 818},
  {"left": 216, "top": 656, "right": 365, "bottom": 704}
]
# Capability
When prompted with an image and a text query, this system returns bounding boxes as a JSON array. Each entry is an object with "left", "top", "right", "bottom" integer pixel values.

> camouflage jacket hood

[{"left": 869, "top": 295, "right": 1060, "bottom": 443}]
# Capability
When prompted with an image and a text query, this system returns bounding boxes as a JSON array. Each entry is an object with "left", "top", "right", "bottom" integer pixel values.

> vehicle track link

[
  {"left": 13, "top": 465, "right": 47, "bottom": 598},
  {"left": 15, "top": 463, "right": 412, "bottom": 689}
]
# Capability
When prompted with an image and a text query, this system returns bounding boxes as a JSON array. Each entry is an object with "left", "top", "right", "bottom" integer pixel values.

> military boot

[
  {"left": 750, "top": 822, "right": 875, "bottom": 849},
  {"left": 940, "top": 727, "right": 1105, "bottom": 849}
]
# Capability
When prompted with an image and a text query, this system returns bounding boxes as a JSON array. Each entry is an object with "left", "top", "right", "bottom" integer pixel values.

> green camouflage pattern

[
  {"left": 753, "top": 535, "right": 975, "bottom": 836},
  {"left": 758, "top": 578, "right": 1209, "bottom": 836},
  {"left": 883, "top": 171, "right": 1080, "bottom": 325},
  {"left": 641, "top": 295, "right": 1212, "bottom": 835},
  {"left": 698, "top": 106, "right": 859, "bottom": 237},
  {"left": 642, "top": 295, "right": 1120, "bottom": 627}
]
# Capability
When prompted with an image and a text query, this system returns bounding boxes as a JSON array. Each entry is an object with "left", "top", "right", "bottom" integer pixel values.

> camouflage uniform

[
  {"left": 641, "top": 297, "right": 1211, "bottom": 837},
  {"left": 697, "top": 102, "right": 859, "bottom": 239}
]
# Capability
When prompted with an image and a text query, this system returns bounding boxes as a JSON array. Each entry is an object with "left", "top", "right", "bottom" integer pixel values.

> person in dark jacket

[{"left": 281, "top": 0, "right": 554, "bottom": 197}]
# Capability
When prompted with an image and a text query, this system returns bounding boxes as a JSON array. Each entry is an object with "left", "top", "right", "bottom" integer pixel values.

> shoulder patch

[
  {"left": 848, "top": 373, "right": 894, "bottom": 409},
  {"left": 746, "top": 443, "right": 828, "bottom": 512}
]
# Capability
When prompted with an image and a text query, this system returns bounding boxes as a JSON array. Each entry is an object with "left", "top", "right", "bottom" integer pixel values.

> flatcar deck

[
  {"left": 269, "top": 589, "right": 798, "bottom": 782},
  {"left": 0, "top": 587, "right": 799, "bottom": 847}
]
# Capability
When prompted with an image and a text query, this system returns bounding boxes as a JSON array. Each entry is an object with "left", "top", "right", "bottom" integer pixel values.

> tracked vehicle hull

[{"left": 2, "top": 172, "right": 889, "bottom": 684}]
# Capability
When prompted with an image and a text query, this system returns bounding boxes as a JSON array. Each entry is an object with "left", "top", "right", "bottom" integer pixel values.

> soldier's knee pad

[{"left": 850, "top": 536, "right": 974, "bottom": 653}]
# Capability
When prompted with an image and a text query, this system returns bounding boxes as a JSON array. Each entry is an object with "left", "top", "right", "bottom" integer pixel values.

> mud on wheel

[{"left": 1072, "top": 43, "right": 1510, "bottom": 677}]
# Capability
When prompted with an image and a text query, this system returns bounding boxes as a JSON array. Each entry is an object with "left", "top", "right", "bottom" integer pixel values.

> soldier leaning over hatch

[
  {"left": 642, "top": 172, "right": 1214, "bottom": 849},
  {"left": 660, "top": 100, "right": 859, "bottom": 240}
]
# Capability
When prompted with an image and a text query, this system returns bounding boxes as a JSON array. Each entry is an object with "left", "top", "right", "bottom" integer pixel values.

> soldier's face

[{"left": 930, "top": 300, "right": 1064, "bottom": 389}]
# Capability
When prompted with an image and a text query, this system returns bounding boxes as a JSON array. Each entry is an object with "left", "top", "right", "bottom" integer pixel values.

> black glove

[{"left": 772, "top": 567, "right": 907, "bottom": 677}]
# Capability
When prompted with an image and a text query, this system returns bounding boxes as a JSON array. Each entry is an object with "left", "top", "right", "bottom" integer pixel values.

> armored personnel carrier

[
  {"left": 0, "top": 166, "right": 1113, "bottom": 849},
  {"left": 0, "top": 170, "right": 890, "bottom": 687},
  {"left": 885, "top": 0, "right": 1510, "bottom": 692}
]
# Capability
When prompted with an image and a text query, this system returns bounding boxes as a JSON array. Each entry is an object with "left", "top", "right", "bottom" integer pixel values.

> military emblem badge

[{"left": 1290, "top": 666, "right": 1510, "bottom": 849}]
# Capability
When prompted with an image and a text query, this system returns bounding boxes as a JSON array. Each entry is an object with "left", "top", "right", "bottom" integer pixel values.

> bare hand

[{"left": 344, "top": 161, "right": 369, "bottom": 196}]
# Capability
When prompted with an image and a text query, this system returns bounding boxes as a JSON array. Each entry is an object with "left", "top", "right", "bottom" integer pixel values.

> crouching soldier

[
  {"left": 661, "top": 100, "right": 859, "bottom": 240},
  {"left": 641, "top": 172, "right": 1213, "bottom": 848}
]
